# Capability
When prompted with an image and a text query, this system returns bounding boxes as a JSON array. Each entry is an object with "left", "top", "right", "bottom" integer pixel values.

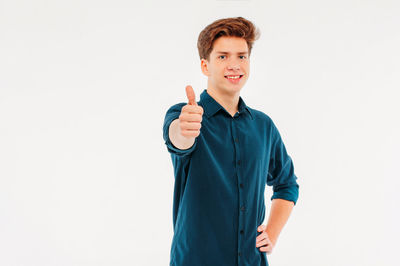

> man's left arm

[
  {"left": 256, "top": 199, "right": 294, "bottom": 253},
  {"left": 256, "top": 120, "right": 299, "bottom": 253}
]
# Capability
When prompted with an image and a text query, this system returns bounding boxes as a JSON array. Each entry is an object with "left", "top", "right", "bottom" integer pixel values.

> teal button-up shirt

[{"left": 163, "top": 89, "right": 299, "bottom": 266}]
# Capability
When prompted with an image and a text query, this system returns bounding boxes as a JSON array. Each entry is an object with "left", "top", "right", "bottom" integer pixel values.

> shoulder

[
  {"left": 247, "top": 106, "right": 282, "bottom": 141},
  {"left": 165, "top": 102, "right": 187, "bottom": 114},
  {"left": 247, "top": 106, "right": 275, "bottom": 126}
]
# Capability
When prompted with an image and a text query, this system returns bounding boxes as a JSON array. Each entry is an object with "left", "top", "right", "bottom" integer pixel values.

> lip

[{"left": 224, "top": 75, "right": 243, "bottom": 84}]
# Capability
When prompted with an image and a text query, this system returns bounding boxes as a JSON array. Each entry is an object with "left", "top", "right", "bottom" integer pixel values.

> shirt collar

[{"left": 199, "top": 89, "right": 254, "bottom": 120}]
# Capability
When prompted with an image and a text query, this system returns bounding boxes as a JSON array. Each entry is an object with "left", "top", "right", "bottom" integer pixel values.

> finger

[
  {"left": 257, "top": 224, "right": 266, "bottom": 232},
  {"left": 181, "top": 129, "right": 200, "bottom": 138},
  {"left": 259, "top": 245, "right": 273, "bottom": 254},
  {"left": 180, "top": 121, "right": 202, "bottom": 131},
  {"left": 256, "top": 230, "right": 268, "bottom": 240},
  {"left": 179, "top": 113, "right": 202, "bottom": 123},
  {"left": 256, "top": 237, "right": 271, "bottom": 248},
  {"left": 256, "top": 239, "right": 267, "bottom": 248},
  {"left": 259, "top": 244, "right": 274, "bottom": 254},
  {"left": 256, "top": 232, "right": 268, "bottom": 243},
  {"left": 185, "top": 85, "right": 198, "bottom": 106},
  {"left": 182, "top": 105, "right": 203, "bottom": 115},
  {"left": 259, "top": 240, "right": 273, "bottom": 251}
]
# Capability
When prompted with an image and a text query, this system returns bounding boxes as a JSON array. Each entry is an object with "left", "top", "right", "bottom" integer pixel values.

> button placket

[{"left": 232, "top": 114, "right": 246, "bottom": 263}]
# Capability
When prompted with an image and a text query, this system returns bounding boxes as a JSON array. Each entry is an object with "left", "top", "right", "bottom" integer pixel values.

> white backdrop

[{"left": 1, "top": 0, "right": 399, "bottom": 265}]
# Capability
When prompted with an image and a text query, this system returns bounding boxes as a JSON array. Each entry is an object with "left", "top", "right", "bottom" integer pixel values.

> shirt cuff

[
  {"left": 164, "top": 133, "right": 198, "bottom": 156},
  {"left": 270, "top": 183, "right": 299, "bottom": 205}
]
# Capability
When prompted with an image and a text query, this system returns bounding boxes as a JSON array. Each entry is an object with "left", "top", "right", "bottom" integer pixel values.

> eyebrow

[{"left": 215, "top": 51, "right": 248, "bottom": 55}]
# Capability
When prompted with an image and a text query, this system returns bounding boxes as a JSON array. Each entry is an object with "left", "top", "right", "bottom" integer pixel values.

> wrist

[{"left": 266, "top": 228, "right": 278, "bottom": 246}]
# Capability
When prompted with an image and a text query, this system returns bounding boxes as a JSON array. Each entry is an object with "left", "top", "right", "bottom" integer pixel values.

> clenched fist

[{"left": 178, "top": 85, "right": 204, "bottom": 138}]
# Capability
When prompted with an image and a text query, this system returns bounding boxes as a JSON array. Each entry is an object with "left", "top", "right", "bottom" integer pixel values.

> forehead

[{"left": 211, "top": 36, "right": 249, "bottom": 54}]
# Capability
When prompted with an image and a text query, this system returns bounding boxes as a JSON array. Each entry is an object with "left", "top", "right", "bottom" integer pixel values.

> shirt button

[
  {"left": 240, "top": 229, "right": 244, "bottom": 234},
  {"left": 240, "top": 206, "right": 245, "bottom": 211},
  {"left": 238, "top": 251, "right": 241, "bottom": 256},
  {"left": 235, "top": 138, "right": 239, "bottom": 143},
  {"left": 237, "top": 160, "right": 241, "bottom": 165},
  {"left": 240, "top": 183, "right": 244, "bottom": 188}
]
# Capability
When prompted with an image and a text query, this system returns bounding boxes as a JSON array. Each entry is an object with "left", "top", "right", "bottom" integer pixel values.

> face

[{"left": 201, "top": 36, "right": 250, "bottom": 95}]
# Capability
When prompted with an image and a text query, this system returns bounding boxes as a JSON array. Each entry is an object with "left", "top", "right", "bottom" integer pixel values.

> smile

[{"left": 224, "top": 75, "right": 243, "bottom": 83}]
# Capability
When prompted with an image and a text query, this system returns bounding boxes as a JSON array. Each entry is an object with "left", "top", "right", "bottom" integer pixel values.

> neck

[{"left": 207, "top": 87, "right": 240, "bottom": 117}]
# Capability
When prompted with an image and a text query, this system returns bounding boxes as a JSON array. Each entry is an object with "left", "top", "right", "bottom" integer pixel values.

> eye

[
  {"left": 219, "top": 55, "right": 226, "bottom": 59},
  {"left": 239, "top": 55, "right": 247, "bottom": 59}
]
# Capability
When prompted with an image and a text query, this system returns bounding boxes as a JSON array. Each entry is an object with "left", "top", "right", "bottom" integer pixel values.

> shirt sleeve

[
  {"left": 163, "top": 102, "right": 198, "bottom": 157},
  {"left": 267, "top": 120, "right": 300, "bottom": 205}
]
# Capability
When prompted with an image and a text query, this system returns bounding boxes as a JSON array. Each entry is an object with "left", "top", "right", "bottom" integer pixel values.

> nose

[
  {"left": 227, "top": 57, "right": 241, "bottom": 71},
  {"left": 227, "top": 63, "right": 240, "bottom": 71}
]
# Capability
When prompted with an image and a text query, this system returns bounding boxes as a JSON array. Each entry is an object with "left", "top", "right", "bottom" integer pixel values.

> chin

[{"left": 224, "top": 86, "right": 242, "bottom": 94}]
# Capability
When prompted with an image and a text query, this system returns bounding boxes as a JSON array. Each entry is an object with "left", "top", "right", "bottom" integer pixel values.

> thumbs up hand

[{"left": 179, "top": 85, "right": 204, "bottom": 138}]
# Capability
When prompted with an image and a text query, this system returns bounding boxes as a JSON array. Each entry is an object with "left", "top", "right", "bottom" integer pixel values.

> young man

[{"left": 162, "top": 17, "right": 299, "bottom": 266}]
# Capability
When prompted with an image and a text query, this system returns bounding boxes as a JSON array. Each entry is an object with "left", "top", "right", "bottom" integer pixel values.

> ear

[{"left": 200, "top": 58, "right": 210, "bottom": 77}]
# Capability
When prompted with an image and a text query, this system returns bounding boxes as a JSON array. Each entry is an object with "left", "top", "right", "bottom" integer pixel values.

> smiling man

[{"left": 162, "top": 17, "right": 299, "bottom": 266}]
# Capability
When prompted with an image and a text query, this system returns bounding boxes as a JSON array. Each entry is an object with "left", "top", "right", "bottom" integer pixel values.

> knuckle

[
  {"left": 196, "top": 106, "right": 203, "bottom": 114},
  {"left": 189, "top": 114, "right": 197, "bottom": 121}
]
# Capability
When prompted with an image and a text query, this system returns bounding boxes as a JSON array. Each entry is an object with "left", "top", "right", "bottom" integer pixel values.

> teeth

[{"left": 226, "top": 75, "right": 240, "bottom": 79}]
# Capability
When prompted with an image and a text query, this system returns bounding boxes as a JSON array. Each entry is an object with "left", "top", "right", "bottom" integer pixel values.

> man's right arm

[{"left": 164, "top": 85, "right": 203, "bottom": 152}]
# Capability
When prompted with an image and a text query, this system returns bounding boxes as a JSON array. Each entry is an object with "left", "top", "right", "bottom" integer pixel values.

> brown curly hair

[{"left": 197, "top": 17, "right": 261, "bottom": 61}]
